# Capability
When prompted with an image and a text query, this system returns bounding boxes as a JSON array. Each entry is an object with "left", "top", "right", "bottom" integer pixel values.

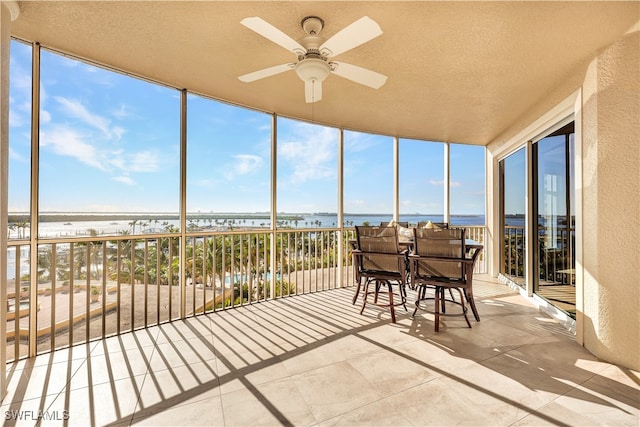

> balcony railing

[
  {"left": 5, "top": 226, "right": 485, "bottom": 362},
  {"left": 502, "top": 225, "right": 575, "bottom": 285}
]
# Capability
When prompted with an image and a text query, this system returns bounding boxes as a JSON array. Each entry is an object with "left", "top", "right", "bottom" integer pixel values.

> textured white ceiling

[{"left": 10, "top": 1, "right": 639, "bottom": 145}]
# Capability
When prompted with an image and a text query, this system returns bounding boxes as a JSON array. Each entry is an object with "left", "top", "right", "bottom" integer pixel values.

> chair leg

[
  {"left": 352, "top": 277, "right": 362, "bottom": 305},
  {"left": 464, "top": 289, "right": 480, "bottom": 322},
  {"left": 412, "top": 285, "right": 425, "bottom": 317},
  {"left": 434, "top": 286, "right": 441, "bottom": 332},
  {"left": 359, "top": 279, "right": 370, "bottom": 315},
  {"left": 400, "top": 283, "right": 408, "bottom": 311},
  {"left": 387, "top": 281, "right": 396, "bottom": 323},
  {"left": 456, "top": 288, "right": 472, "bottom": 328}
]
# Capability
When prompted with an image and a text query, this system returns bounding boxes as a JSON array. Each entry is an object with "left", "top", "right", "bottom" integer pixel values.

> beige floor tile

[
  {"left": 463, "top": 316, "right": 551, "bottom": 348},
  {"left": 3, "top": 359, "right": 85, "bottom": 403},
  {"left": 220, "top": 377, "right": 317, "bottom": 427},
  {"left": 279, "top": 334, "right": 382, "bottom": 377},
  {"left": 130, "top": 394, "right": 225, "bottom": 426},
  {"left": 379, "top": 376, "right": 527, "bottom": 426},
  {"left": 482, "top": 341, "right": 602, "bottom": 387},
  {"left": 95, "top": 329, "right": 160, "bottom": 354},
  {"left": 83, "top": 346, "right": 154, "bottom": 387},
  {"left": 347, "top": 346, "right": 438, "bottom": 395},
  {"left": 405, "top": 319, "right": 510, "bottom": 364},
  {"left": 153, "top": 318, "right": 214, "bottom": 344},
  {"left": 255, "top": 301, "right": 346, "bottom": 339},
  {"left": 215, "top": 347, "right": 290, "bottom": 395},
  {"left": 453, "top": 360, "right": 573, "bottom": 414},
  {"left": 214, "top": 344, "right": 283, "bottom": 374},
  {"left": 136, "top": 363, "right": 221, "bottom": 412},
  {"left": 148, "top": 336, "right": 217, "bottom": 372},
  {"left": 356, "top": 320, "right": 421, "bottom": 350},
  {"left": 290, "top": 361, "right": 383, "bottom": 423},
  {"left": 394, "top": 336, "right": 480, "bottom": 374},
  {"left": 316, "top": 397, "right": 415, "bottom": 427},
  {"left": 511, "top": 400, "right": 610, "bottom": 426},
  {"left": 550, "top": 370, "right": 640, "bottom": 426},
  {"left": 43, "top": 376, "right": 145, "bottom": 426}
]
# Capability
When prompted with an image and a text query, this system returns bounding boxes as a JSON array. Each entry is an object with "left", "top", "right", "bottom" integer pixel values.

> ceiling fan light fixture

[{"left": 295, "top": 58, "right": 330, "bottom": 83}]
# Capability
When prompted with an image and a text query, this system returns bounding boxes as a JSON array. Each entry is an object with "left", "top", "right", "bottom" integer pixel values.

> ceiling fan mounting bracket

[{"left": 301, "top": 16, "right": 324, "bottom": 35}]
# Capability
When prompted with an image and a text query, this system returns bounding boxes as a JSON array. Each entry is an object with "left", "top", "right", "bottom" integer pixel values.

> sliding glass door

[
  {"left": 533, "top": 122, "right": 575, "bottom": 317},
  {"left": 500, "top": 148, "right": 526, "bottom": 288}
]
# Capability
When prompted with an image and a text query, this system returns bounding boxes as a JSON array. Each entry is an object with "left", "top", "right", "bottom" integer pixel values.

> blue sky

[{"left": 9, "top": 40, "right": 486, "bottom": 216}]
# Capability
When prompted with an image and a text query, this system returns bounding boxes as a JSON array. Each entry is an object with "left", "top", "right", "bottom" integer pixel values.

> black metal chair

[
  {"left": 409, "top": 227, "right": 482, "bottom": 331},
  {"left": 352, "top": 225, "right": 408, "bottom": 323}
]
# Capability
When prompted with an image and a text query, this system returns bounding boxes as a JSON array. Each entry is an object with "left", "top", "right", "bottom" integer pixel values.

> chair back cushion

[
  {"left": 355, "top": 226, "right": 403, "bottom": 274},
  {"left": 413, "top": 228, "right": 466, "bottom": 280}
]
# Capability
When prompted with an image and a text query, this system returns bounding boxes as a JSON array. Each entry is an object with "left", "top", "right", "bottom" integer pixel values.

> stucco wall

[
  {"left": 581, "top": 29, "right": 640, "bottom": 370},
  {"left": 488, "top": 27, "right": 640, "bottom": 371},
  {"left": 1, "top": 0, "right": 13, "bottom": 401}
]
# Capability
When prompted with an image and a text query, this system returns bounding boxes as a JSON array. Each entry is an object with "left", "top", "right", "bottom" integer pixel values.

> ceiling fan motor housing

[{"left": 295, "top": 58, "right": 330, "bottom": 82}]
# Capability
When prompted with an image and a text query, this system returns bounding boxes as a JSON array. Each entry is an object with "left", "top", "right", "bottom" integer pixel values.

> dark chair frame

[
  {"left": 409, "top": 227, "right": 482, "bottom": 331},
  {"left": 352, "top": 225, "right": 408, "bottom": 323}
]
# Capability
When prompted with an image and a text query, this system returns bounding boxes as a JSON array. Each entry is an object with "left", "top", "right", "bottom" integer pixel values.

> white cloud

[
  {"left": 40, "top": 126, "right": 105, "bottom": 170},
  {"left": 38, "top": 96, "right": 162, "bottom": 183},
  {"left": 112, "top": 175, "right": 135, "bottom": 185},
  {"left": 279, "top": 125, "right": 336, "bottom": 182},
  {"left": 343, "top": 131, "right": 385, "bottom": 153},
  {"left": 112, "top": 104, "right": 131, "bottom": 120},
  {"left": 54, "top": 96, "right": 121, "bottom": 140},
  {"left": 224, "top": 154, "right": 262, "bottom": 180},
  {"left": 40, "top": 124, "right": 158, "bottom": 175},
  {"left": 40, "top": 109, "right": 52, "bottom": 124},
  {"left": 429, "top": 179, "right": 461, "bottom": 187},
  {"left": 126, "top": 150, "right": 159, "bottom": 173},
  {"left": 9, "top": 147, "right": 28, "bottom": 163},
  {"left": 195, "top": 178, "right": 215, "bottom": 188},
  {"left": 9, "top": 108, "right": 26, "bottom": 128},
  {"left": 112, "top": 126, "right": 126, "bottom": 140}
]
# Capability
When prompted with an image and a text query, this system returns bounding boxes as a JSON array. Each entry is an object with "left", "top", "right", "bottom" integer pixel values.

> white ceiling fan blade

[
  {"left": 241, "top": 17, "right": 305, "bottom": 55},
  {"left": 304, "top": 80, "right": 323, "bottom": 103},
  {"left": 331, "top": 62, "right": 387, "bottom": 89},
  {"left": 320, "top": 16, "right": 382, "bottom": 58},
  {"left": 238, "top": 63, "right": 294, "bottom": 82}
]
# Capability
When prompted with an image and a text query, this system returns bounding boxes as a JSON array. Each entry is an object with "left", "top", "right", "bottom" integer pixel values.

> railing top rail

[{"left": 7, "top": 225, "right": 485, "bottom": 246}]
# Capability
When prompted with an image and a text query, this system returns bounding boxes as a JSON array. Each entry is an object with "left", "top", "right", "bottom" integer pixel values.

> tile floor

[{"left": 1, "top": 275, "right": 639, "bottom": 426}]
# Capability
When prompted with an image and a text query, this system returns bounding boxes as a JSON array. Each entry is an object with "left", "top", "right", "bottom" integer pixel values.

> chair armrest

[
  {"left": 353, "top": 249, "right": 407, "bottom": 258},
  {"left": 408, "top": 254, "right": 474, "bottom": 264}
]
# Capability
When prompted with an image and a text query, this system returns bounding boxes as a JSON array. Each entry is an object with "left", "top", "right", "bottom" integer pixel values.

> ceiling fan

[{"left": 238, "top": 15, "right": 388, "bottom": 103}]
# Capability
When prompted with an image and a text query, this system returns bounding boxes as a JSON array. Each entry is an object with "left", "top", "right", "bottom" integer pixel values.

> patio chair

[
  {"left": 409, "top": 227, "right": 482, "bottom": 331},
  {"left": 352, "top": 225, "right": 408, "bottom": 323}
]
